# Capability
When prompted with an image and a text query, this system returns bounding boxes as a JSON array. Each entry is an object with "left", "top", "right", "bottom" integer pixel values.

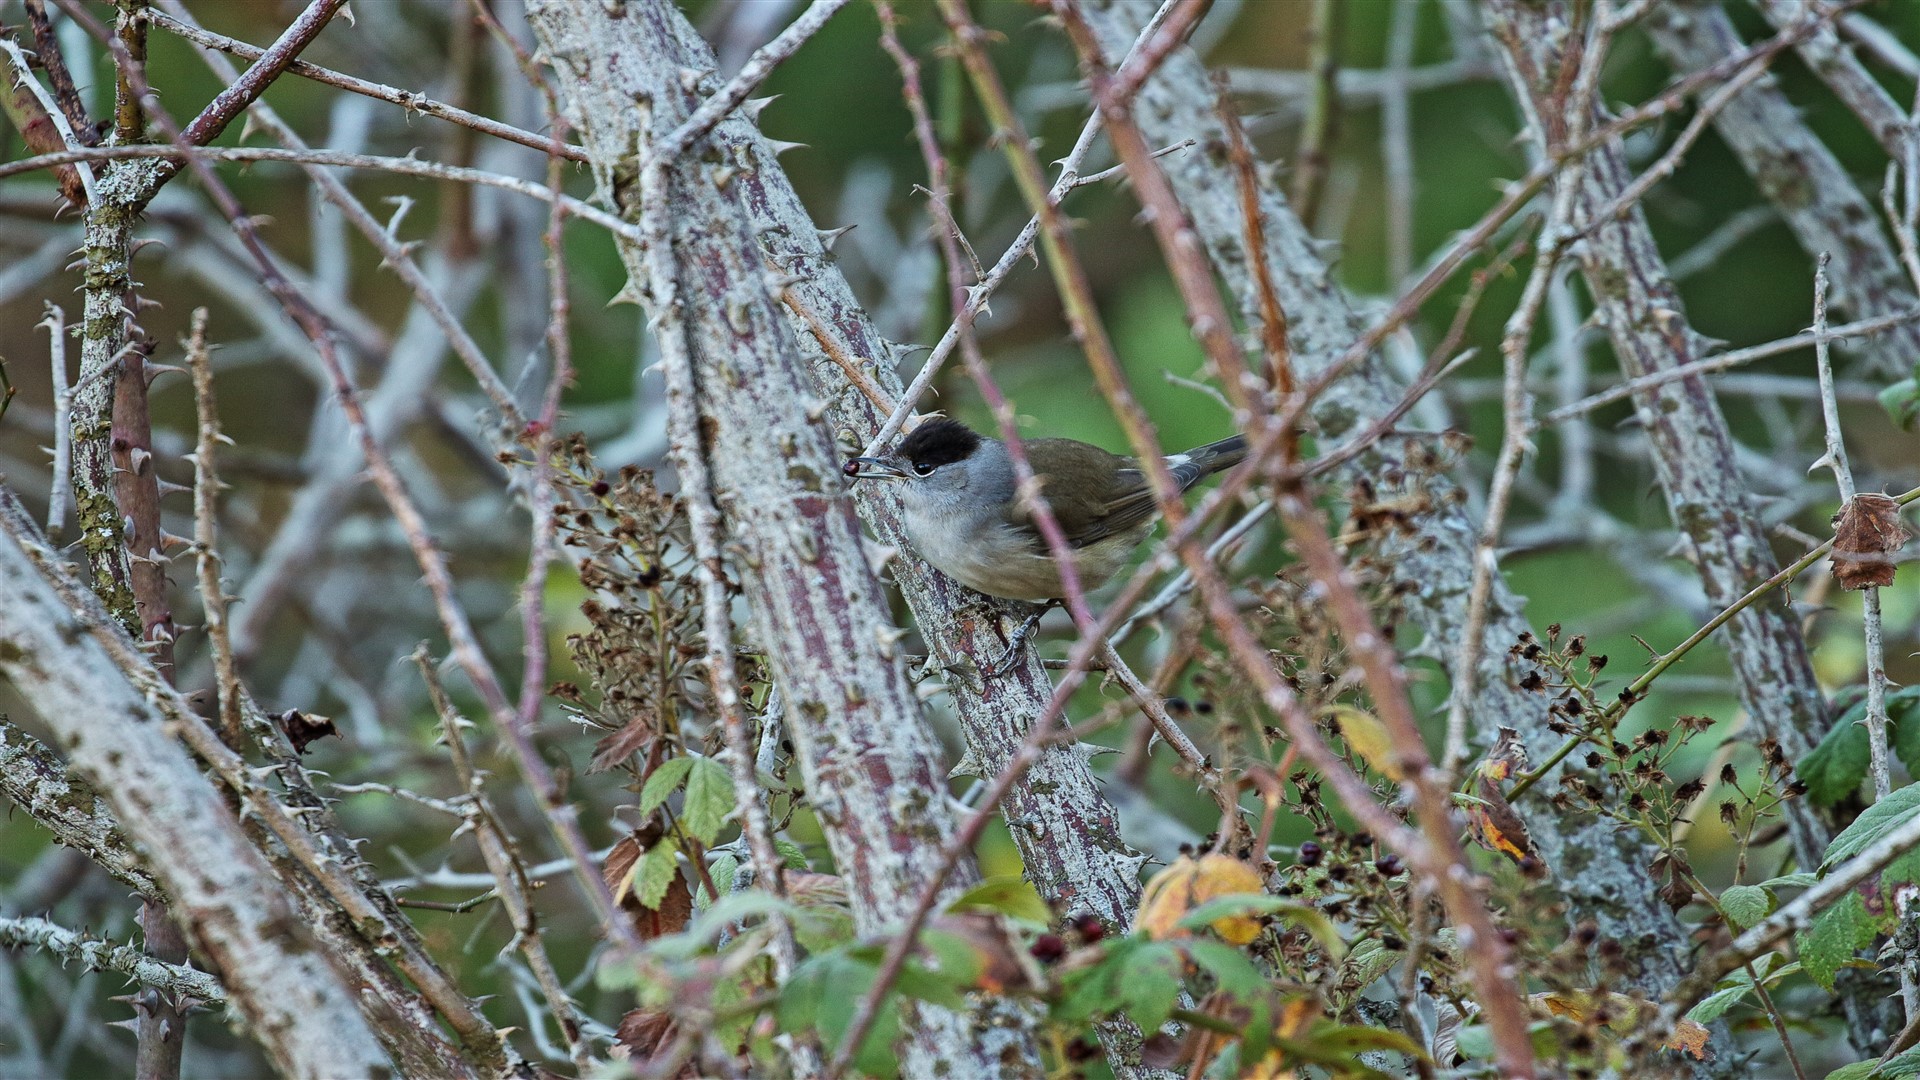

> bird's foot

[{"left": 978, "top": 600, "right": 1060, "bottom": 681}]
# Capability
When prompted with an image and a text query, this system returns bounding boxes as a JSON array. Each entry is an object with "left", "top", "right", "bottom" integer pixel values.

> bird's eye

[{"left": 912, "top": 461, "right": 935, "bottom": 476}]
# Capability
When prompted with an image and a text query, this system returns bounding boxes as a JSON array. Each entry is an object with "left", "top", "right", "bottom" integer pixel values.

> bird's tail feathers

[{"left": 1169, "top": 434, "right": 1247, "bottom": 490}]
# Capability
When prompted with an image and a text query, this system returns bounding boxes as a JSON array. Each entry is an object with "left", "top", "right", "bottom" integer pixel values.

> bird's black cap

[{"left": 897, "top": 419, "right": 981, "bottom": 470}]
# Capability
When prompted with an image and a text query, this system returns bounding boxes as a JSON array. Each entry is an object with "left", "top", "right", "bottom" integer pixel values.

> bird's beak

[{"left": 844, "top": 456, "right": 908, "bottom": 481}]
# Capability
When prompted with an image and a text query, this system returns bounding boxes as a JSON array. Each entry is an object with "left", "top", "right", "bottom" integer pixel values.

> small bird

[{"left": 844, "top": 418, "right": 1247, "bottom": 602}]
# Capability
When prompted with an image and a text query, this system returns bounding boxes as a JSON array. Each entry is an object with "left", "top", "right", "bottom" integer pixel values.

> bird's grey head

[{"left": 844, "top": 419, "right": 1013, "bottom": 523}]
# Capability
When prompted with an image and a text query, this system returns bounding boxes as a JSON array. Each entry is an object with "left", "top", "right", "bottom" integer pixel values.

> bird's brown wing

[
  {"left": 1008, "top": 440, "right": 1159, "bottom": 550},
  {"left": 1070, "top": 468, "right": 1162, "bottom": 547}
]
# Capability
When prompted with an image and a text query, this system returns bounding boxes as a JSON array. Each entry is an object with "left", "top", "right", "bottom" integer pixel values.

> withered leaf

[
  {"left": 925, "top": 912, "right": 1032, "bottom": 993},
  {"left": 1528, "top": 991, "right": 1712, "bottom": 1061},
  {"left": 613, "top": 1008, "right": 702, "bottom": 1077},
  {"left": 1480, "top": 726, "right": 1531, "bottom": 783},
  {"left": 1667, "top": 1018, "right": 1712, "bottom": 1061},
  {"left": 588, "top": 710, "right": 657, "bottom": 773},
  {"left": 1831, "top": 493, "right": 1912, "bottom": 590},
  {"left": 278, "top": 710, "right": 338, "bottom": 755},
  {"left": 614, "top": 1007, "right": 674, "bottom": 1060},
  {"left": 1466, "top": 731, "right": 1546, "bottom": 876},
  {"left": 602, "top": 834, "right": 643, "bottom": 900},
  {"left": 632, "top": 869, "right": 693, "bottom": 939},
  {"left": 1136, "top": 854, "right": 1267, "bottom": 944},
  {"left": 1649, "top": 851, "right": 1695, "bottom": 911},
  {"left": 604, "top": 835, "right": 693, "bottom": 938}
]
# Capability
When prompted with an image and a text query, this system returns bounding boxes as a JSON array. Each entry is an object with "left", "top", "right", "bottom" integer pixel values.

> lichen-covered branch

[
  {"left": 0, "top": 916, "right": 225, "bottom": 1007},
  {"left": 1077, "top": 0, "right": 1703, "bottom": 1007},
  {"left": 1647, "top": 3, "right": 1920, "bottom": 376},
  {"left": 0, "top": 717, "right": 159, "bottom": 900},
  {"left": 1483, "top": 0, "right": 1893, "bottom": 1052},
  {"left": 524, "top": 2, "right": 1042, "bottom": 1071},
  {"left": 0, "top": 501, "right": 393, "bottom": 1080}
]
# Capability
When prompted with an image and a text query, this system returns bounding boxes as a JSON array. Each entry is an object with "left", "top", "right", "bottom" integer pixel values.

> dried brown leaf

[
  {"left": 277, "top": 709, "right": 338, "bottom": 755},
  {"left": 587, "top": 710, "right": 657, "bottom": 773},
  {"left": 1831, "top": 493, "right": 1912, "bottom": 590},
  {"left": 1467, "top": 732, "right": 1546, "bottom": 876}
]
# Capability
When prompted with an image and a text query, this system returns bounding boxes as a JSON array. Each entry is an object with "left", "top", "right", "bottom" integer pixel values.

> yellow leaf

[
  {"left": 1136, "top": 854, "right": 1266, "bottom": 945},
  {"left": 1244, "top": 997, "right": 1321, "bottom": 1079},
  {"left": 1274, "top": 995, "right": 1319, "bottom": 1039},
  {"left": 1527, "top": 992, "right": 1711, "bottom": 1060},
  {"left": 1325, "top": 705, "right": 1404, "bottom": 782},
  {"left": 1665, "top": 1019, "right": 1710, "bottom": 1060}
]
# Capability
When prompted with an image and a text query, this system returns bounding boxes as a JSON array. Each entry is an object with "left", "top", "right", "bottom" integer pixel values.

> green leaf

[
  {"left": 1798, "top": 890, "right": 1877, "bottom": 991},
  {"left": 634, "top": 837, "right": 681, "bottom": 910},
  {"left": 1686, "top": 976, "right": 1754, "bottom": 1025},
  {"left": 1880, "top": 377, "right": 1920, "bottom": 430},
  {"left": 1824, "top": 1063, "right": 1878, "bottom": 1080},
  {"left": 1239, "top": 996, "right": 1276, "bottom": 1066},
  {"left": 1719, "top": 884, "right": 1773, "bottom": 931},
  {"left": 638, "top": 756, "right": 695, "bottom": 816},
  {"left": 918, "top": 929, "right": 984, "bottom": 995},
  {"left": 701, "top": 852, "right": 739, "bottom": 910},
  {"left": 1335, "top": 938, "right": 1400, "bottom": 1002},
  {"left": 1175, "top": 896, "right": 1346, "bottom": 960},
  {"left": 890, "top": 965, "right": 965, "bottom": 1012},
  {"left": 780, "top": 952, "right": 899, "bottom": 1079},
  {"left": 1116, "top": 942, "right": 1184, "bottom": 1032},
  {"left": 946, "top": 876, "right": 1051, "bottom": 924},
  {"left": 1453, "top": 1023, "right": 1494, "bottom": 1061},
  {"left": 1758, "top": 872, "right": 1819, "bottom": 890},
  {"left": 1054, "top": 936, "right": 1141, "bottom": 1025},
  {"left": 774, "top": 838, "right": 810, "bottom": 870},
  {"left": 1825, "top": 784, "right": 1920, "bottom": 869},
  {"left": 1184, "top": 939, "right": 1268, "bottom": 999},
  {"left": 1879, "top": 1043, "right": 1920, "bottom": 1078},
  {"left": 792, "top": 900, "right": 856, "bottom": 956},
  {"left": 1800, "top": 714, "right": 1872, "bottom": 807},
  {"left": 681, "top": 757, "right": 734, "bottom": 844},
  {"left": 1887, "top": 689, "right": 1920, "bottom": 775}
]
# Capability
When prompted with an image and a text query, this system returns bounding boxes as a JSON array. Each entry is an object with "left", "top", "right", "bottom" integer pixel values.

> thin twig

[
  {"left": 414, "top": 648, "right": 590, "bottom": 1071},
  {"left": 184, "top": 308, "right": 245, "bottom": 746},
  {"left": 654, "top": 0, "right": 851, "bottom": 162},
  {"left": 1381, "top": 0, "right": 1418, "bottom": 289},
  {"left": 641, "top": 97, "right": 804, "bottom": 980},
  {"left": 1290, "top": 0, "right": 1343, "bottom": 227},
  {"left": 639, "top": 77, "right": 813, "bottom": 981},
  {"left": 0, "top": 36, "right": 98, "bottom": 205},
  {"left": 1809, "top": 253, "right": 1915, "bottom": 1022},
  {"left": 0, "top": 917, "right": 225, "bottom": 1007},
  {"left": 175, "top": 0, "right": 348, "bottom": 148},
  {"left": 1544, "top": 307, "right": 1920, "bottom": 422},
  {"left": 137, "top": 6, "right": 588, "bottom": 161},
  {"left": 0, "top": 141, "right": 638, "bottom": 246}
]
